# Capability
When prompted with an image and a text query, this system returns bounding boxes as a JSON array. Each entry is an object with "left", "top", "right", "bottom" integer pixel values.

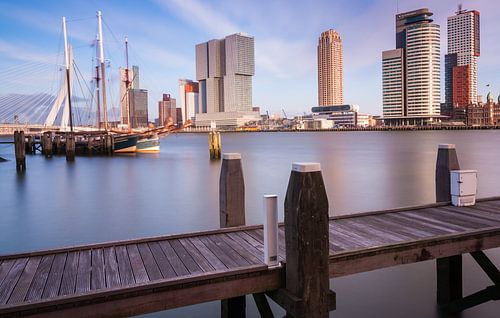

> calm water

[{"left": 1, "top": 131, "right": 499, "bottom": 317}]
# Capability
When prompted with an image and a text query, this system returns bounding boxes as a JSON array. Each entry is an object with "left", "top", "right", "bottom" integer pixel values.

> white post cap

[
  {"left": 222, "top": 153, "right": 241, "bottom": 160},
  {"left": 292, "top": 162, "right": 321, "bottom": 173},
  {"left": 438, "top": 144, "right": 455, "bottom": 149}
]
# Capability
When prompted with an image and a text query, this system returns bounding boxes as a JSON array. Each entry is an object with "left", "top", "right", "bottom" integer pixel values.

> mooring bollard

[
  {"left": 263, "top": 195, "right": 278, "bottom": 267},
  {"left": 14, "top": 131, "right": 26, "bottom": 172},
  {"left": 42, "top": 132, "right": 53, "bottom": 157},
  {"left": 208, "top": 131, "right": 221, "bottom": 159},
  {"left": 435, "top": 144, "right": 462, "bottom": 306},
  {"left": 282, "top": 162, "right": 333, "bottom": 318},
  {"left": 66, "top": 132, "right": 75, "bottom": 161},
  {"left": 219, "top": 152, "right": 246, "bottom": 317}
]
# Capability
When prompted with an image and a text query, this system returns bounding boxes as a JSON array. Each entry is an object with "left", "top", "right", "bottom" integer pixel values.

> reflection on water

[{"left": 0, "top": 131, "right": 499, "bottom": 317}]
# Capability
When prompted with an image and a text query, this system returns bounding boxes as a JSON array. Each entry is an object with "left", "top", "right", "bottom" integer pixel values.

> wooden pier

[{"left": 0, "top": 146, "right": 499, "bottom": 317}]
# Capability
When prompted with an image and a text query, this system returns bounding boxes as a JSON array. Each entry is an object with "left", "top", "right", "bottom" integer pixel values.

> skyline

[{"left": 0, "top": 0, "right": 499, "bottom": 119}]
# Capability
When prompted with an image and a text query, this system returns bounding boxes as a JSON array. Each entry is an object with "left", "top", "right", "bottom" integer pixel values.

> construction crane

[{"left": 282, "top": 108, "right": 288, "bottom": 119}]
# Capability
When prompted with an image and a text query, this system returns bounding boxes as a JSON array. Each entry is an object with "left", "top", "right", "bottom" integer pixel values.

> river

[{"left": 1, "top": 131, "right": 499, "bottom": 317}]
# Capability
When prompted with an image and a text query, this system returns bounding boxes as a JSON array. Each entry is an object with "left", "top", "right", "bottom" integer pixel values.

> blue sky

[{"left": 0, "top": 0, "right": 499, "bottom": 120}]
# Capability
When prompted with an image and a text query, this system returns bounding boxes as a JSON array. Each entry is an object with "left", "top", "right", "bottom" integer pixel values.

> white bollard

[{"left": 263, "top": 194, "right": 278, "bottom": 267}]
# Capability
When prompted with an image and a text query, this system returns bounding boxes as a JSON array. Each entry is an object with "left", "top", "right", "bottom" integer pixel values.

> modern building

[
  {"left": 443, "top": 6, "right": 480, "bottom": 116},
  {"left": 317, "top": 29, "right": 344, "bottom": 106},
  {"left": 120, "top": 65, "right": 148, "bottom": 128},
  {"left": 158, "top": 94, "right": 176, "bottom": 126},
  {"left": 311, "top": 104, "right": 362, "bottom": 127},
  {"left": 383, "top": 8, "right": 441, "bottom": 125},
  {"left": 195, "top": 33, "right": 260, "bottom": 127},
  {"left": 178, "top": 79, "right": 199, "bottom": 123}
]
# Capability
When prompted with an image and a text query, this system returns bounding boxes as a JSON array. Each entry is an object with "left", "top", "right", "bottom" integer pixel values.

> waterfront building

[
  {"left": 129, "top": 88, "right": 148, "bottom": 128},
  {"left": 119, "top": 65, "right": 139, "bottom": 125},
  {"left": 443, "top": 6, "right": 480, "bottom": 116},
  {"left": 195, "top": 33, "right": 260, "bottom": 127},
  {"left": 311, "top": 104, "right": 364, "bottom": 127},
  {"left": 120, "top": 65, "right": 148, "bottom": 128},
  {"left": 178, "top": 79, "right": 199, "bottom": 123},
  {"left": 382, "top": 8, "right": 441, "bottom": 125},
  {"left": 466, "top": 93, "right": 500, "bottom": 126},
  {"left": 317, "top": 29, "right": 344, "bottom": 106},
  {"left": 158, "top": 94, "right": 176, "bottom": 126}
]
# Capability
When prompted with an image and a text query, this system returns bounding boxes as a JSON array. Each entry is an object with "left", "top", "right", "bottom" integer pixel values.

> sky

[{"left": 0, "top": 0, "right": 499, "bottom": 120}]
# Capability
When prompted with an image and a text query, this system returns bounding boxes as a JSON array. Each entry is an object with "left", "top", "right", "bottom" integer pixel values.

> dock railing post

[
  {"left": 282, "top": 162, "right": 332, "bottom": 317},
  {"left": 66, "top": 132, "right": 75, "bottom": 161},
  {"left": 263, "top": 195, "right": 278, "bottom": 267},
  {"left": 435, "top": 144, "right": 462, "bottom": 306},
  {"left": 219, "top": 152, "right": 246, "bottom": 317},
  {"left": 14, "top": 131, "right": 26, "bottom": 172}
]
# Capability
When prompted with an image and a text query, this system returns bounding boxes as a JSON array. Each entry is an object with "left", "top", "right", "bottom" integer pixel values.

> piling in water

[
  {"left": 14, "top": 131, "right": 26, "bottom": 172},
  {"left": 208, "top": 131, "right": 221, "bottom": 160},
  {"left": 66, "top": 132, "right": 75, "bottom": 161}
]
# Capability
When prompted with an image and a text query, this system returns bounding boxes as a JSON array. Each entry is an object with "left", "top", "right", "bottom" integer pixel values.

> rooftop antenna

[{"left": 457, "top": 3, "right": 463, "bottom": 14}]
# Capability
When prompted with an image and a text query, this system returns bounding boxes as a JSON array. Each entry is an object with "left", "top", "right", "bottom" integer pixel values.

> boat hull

[
  {"left": 114, "top": 135, "right": 138, "bottom": 153},
  {"left": 136, "top": 135, "right": 160, "bottom": 153}
]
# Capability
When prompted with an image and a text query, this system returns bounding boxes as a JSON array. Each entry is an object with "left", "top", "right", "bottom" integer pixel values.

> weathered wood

[
  {"left": 7, "top": 257, "right": 41, "bottom": 304},
  {"left": 59, "top": 251, "right": 79, "bottom": 296},
  {"left": 25, "top": 135, "right": 34, "bottom": 155},
  {"left": 65, "top": 132, "right": 75, "bottom": 161},
  {"left": 126, "top": 245, "right": 149, "bottom": 284},
  {"left": 14, "top": 131, "right": 26, "bottom": 172},
  {"left": 219, "top": 153, "right": 245, "bottom": 228},
  {"left": 90, "top": 249, "right": 105, "bottom": 290},
  {"left": 41, "top": 132, "right": 52, "bottom": 158},
  {"left": 25, "top": 255, "right": 54, "bottom": 301},
  {"left": 0, "top": 258, "right": 28, "bottom": 304},
  {"left": 42, "top": 253, "right": 67, "bottom": 298},
  {"left": 178, "top": 238, "right": 215, "bottom": 272},
  {"left": 435, "top": 144, "right": 463, "bottom": 306},
  {"left": 148, "top": 242, "right": 177, "bottom": 279},
  {"left": 137, "top": 243, "right": 163, "bottom": 281},
  {"left": 115, "top": 246, "right": 135, "bottom": 286},
  {"left": 75, "top": 250, "right": 91, "bottom": 294},
  {"left": 252, "top": 293, "right": 274, "bottom": 318},
  {"left": 102, "top": 248, "right": 120, "bottom": 289},
  {"left": 169, "top": 240, "right": 202, "bottom": 274},
  {"left": 470, "top": 251, "right": 500, "bottom": 285},
  {"left": 158, "top": 240, "right": 189, "bottom": 276},
  {"left": 283, "top": 163, "right": 331, "bottom": 318}
]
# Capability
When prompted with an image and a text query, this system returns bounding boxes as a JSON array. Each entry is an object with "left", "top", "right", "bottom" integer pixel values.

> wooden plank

[
  {"left": 126, "top": 245, "right": 149, "bottom": 284},
  {"left": 207, "top": 234, "right": 252, "bottom": 267},
  {"left": 114, "top": 246, "right": 135, "bottom": 286},
  {"left": 438, "top": 206, "right": 500, "bottom": 227},
  {"left": 0, "top": 258, "right": 28, "bottom": 304},
  {"left": 424, "top": 208, "right": 495, "bottom": 228},
  {"left": 158, "top": 240, "right": 189, "bottom": 276},
  {"left": 469, "top": 204, "right": 500, "bottom": 217},
  {"left": 400, "top": 210, "right": 470, "bottom": 232},
  {"left": 387, "top": 213, "right": 458, "bottom": 234},
  {"left": 137, "top": 243, "right": 163, "bottom": 281},
  {"left": 103, "top": 247, "right": 120, "bottom": 289},
  {"left": 59, "top": 251, "right": 79, "bottom": 296},
  {"left": 178, "top": 238, "right": 215, "bottom": 272},
  {"left": 381, "top": 213, "right": 449, "bottom": 236},
  {"left": 148, "top": 242, "right": 177, "bottom": 279},
  {"left": 75, "top": 250, "right": 91, "bottom": 294},
  {"left": 441, "top": 206, "right": 500, "bottom": 224},
  {"left": 215, "top": 233, "right": 262, "bottom": 265},
  {"left": 370, "top": 214, "right": 442, "bottom": 238},
  {"left": 225, "top": 232, "right": 264, "bottom": 261},
  {"left": 197, "top": 236, "right": 240, "bottom": 269},
  {"left": 25, "top": 255, "right": 54, "bottom": 301},
  {"left": 328, "top": 224, "right": 369, "bottom": 250},
  {"left": 0, "top": 259, "right": 15, "bottom": 286},
  {"left": 91, "top": 249, "right": 105, "bottom": 290},
  {"left": 187, "top": 237, "right": 227, "bottom": 270},
  {"left": 417, "top": 209, "right": 485, "bottom": 230},
  {"left": 351, "top": 216, "right": 422, "bottom": 240},
  {"left": 7, "top": 257, "right": 41, "bottom": 304},
  {"left": 169, "top": 240, "right": 203, "bottom": 274},
  {"left": 42, "top": 253, "right": 67, "bottom": 299}
]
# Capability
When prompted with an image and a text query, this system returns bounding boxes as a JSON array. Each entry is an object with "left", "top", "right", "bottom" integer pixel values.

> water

[{"left": 1, "top": 131, "right": 499, "bottom": 317}]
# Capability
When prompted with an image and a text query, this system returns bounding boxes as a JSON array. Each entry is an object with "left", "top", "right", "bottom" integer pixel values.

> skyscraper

[
  {"left": 444, "top": 6, "right": 480, "bottom": 115},
  {"left": 178, "top": 79, "right": 199, "bottom": 123},
  {"left": 383, "top": 8, "right": 441, "bottom": 125},
  {"left": 317, "top": 29, "right": 343, "bottom": 106},
  {"left": 195, "top": 33, "right": 259, "bottom": 127},
  {"left": 120, "top": 65, "right": 147, "bottom": 128},
  {"left": 158, "top": 94, "right": 176, "bottom": 126}
]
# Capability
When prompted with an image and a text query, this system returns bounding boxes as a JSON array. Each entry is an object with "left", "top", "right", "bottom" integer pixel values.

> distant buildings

[
  {"left": 158, "top": 94, "right": 176, "bottom": 126},
  {"left": 317, "top": 29, "right": 343, "bottom": 106},
  {"left": 195, "top": 33, "right": 260, "bottom": 127},
  {"left": 443, "top": 7, "right": 480, "bottom": 116},
  {"left": 311, "top": 105, "right": 374, "bottom": 128},
  {"left": 383, "top": 9, "right": 441, "bottom": 125},
  {"left": 466, "top": 93, "right": 500, "bottom": 126},
  {"left": 178, "top": 79, "right": 199, "bottom": 123},
  {"left": 119, "top": 65, "right": 148, "bottom": 128}
]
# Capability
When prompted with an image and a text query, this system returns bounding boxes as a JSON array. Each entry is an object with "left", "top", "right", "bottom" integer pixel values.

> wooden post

[
  {"left": 66, "top": 132, "right": 75, "bottom": 161},
  {"left": 284, "top": 162, "right": 331, "bottom": 318},
  {"left": 53, "top": 135, "right": 62, "bottom": 154},
  {"left": 435, "top": 144, "right": 462, "bottom": 306},
  {"left": 25, "top": 135, "right": 33, "bottom": 154},
  {"left": 14, "top": 131, "right": 26, "bottom": 172},
  {"left": 42, "top": 132, "right": 53, "bottom": 157},
  {"left": 219, "top": 152, "right": 246, "bottom": 317},
  {"left": 209, "top": 131, "right": 221, "bottom": 160},
  {"left": 87, "top": 135, "right": 94, "bottom": 155}
]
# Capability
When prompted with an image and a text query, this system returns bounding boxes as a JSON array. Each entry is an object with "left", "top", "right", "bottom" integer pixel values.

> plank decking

[{"left": 1, "top": 198, "right": 500, "bottom": 317}]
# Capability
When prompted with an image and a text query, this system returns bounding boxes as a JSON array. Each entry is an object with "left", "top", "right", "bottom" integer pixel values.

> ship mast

[
  {"left": 94, "top": 35, "right": 101, "bottom": 130},
  {"left": 97, "top": 11, "right": 108, "bottom": 132},
  {"left": 62, "top": 16, "right": 74, "bottom": 132},
  {"left": 125, "top": 37, "right": 131, "bottom": 132}
]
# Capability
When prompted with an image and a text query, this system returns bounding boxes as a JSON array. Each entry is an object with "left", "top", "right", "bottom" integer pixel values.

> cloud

[{"left": 0, "top": 40, "right": 62, "bottom": 64}]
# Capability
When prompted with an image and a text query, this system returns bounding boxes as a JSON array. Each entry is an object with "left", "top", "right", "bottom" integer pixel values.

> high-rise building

[
  {"left": 444, "top": 6, "right": 480, "bottom": 116},
  {"left": 129, "top": 88, "right": 148, "bottom": 128},
  {"left": 120, "top": 65, "right": 147, "bottom": 127},
  {"left": 178, "top": 79, "right": 199, "bottom": 123},
  {"left": 195, "top": 33, "right": 259, "bottom": 127},
  {"left": 317, "top": 29, "right": 343, "bottom": 106},
  {"left": 158, "top": 94, "right": 176, "bottom": 126},
  {"left": 383, "top": 8, "right": 441, "bottom": 125}
]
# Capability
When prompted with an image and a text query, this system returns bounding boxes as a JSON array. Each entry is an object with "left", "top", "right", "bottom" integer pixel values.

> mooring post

[
  {"left": 219, "top": 152, "right": 246, "bottom": 317},
  {"left": 282, "top": 162, "right": 332, "bottom": 318},
  {"left": 14, "top": 131, "right": 26, "bottom": 172},
  {"left": 66, "top": 132, "right": 75, "bottom": 161},
  {"left": 42, "top": 132, "right": 53, "bottom": 157},
  {"left": 435, "top": 144, "right": 462, "bottom": 306},
  {"left": 208, "top": 131, "right": 221, "bottom": 160},
  {"left": 53, "top": 135, "right": 61, "bottom": 154},
  {"left": 25, "top": 135, "right": 33, "bottom": 154}
]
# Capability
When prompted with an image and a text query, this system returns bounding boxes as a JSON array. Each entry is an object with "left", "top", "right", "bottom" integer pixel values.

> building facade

[
  {"left": 158, "top": 94, "right": 176, "bottom": 126},
  {"left": 178, "top": 79, "right": 199, "bottom": 123},
  {"left": 383, "top": 8, "right": 441, "bottom": 125},
  {"left": 195, "top": 33, "right": 259, "bottom": 127},
  {"left": 129, "top": 88, "right": 148, "bottom": 128},
  {"left": 444, "top": 7, "right": 480, "bottom": 115},
  {"left": 466, "top": 93, "right": 500, "bottom": 126},
  {"left": 317, "top": 29, "right": 343, "bottom": 106},
  {"left": 120, "top": 65, "right": 148, "bottom": 128}
]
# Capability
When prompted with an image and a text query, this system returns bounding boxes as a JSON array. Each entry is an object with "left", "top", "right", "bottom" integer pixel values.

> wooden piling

[
  {"left": 66, "top": 132, "right": 75, "bottom": 161},
  {"left": 25, "top": 135, "right": 33, "bottom": 154},
  {"left": 435, "top": 144, "right": 462, "bottom": 306},
  {"left": 209, "top": 131, "right": 221, "bottom": 160},
  {"left": 219, "top": 152, "right": 246, "bottom": 317},
  {"left": 14, "top": 131, "right": 26, "bottom": 172},
  {"left": 42, "top": 132, "right": 53, "bottom": 157},
  {"left": 282, "top": 162, "right": 332, "bottom": 318}
]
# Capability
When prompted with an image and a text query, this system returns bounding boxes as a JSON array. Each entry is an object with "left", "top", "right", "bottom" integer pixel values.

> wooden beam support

[
  {"left": 252, "top": 293, "right": 274, "bottom": 318},
  {"left": 446, "top": 285, "right": 500, "bottom": 313},
  {"left": 435, "top": 144, "right": 462, "bottom": 306},
  {"left": 470, "top": 251, "right": 500, "bottom": 285}
]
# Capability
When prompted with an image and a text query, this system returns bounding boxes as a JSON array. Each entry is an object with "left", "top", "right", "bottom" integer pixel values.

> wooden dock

[{"left": 1, "top": 145, "right": 499, "bottom": 317}]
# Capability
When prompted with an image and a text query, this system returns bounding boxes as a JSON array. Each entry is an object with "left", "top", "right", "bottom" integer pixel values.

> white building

[{"left": 178, "top": 79, "right": 199, "bottom": 123}]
